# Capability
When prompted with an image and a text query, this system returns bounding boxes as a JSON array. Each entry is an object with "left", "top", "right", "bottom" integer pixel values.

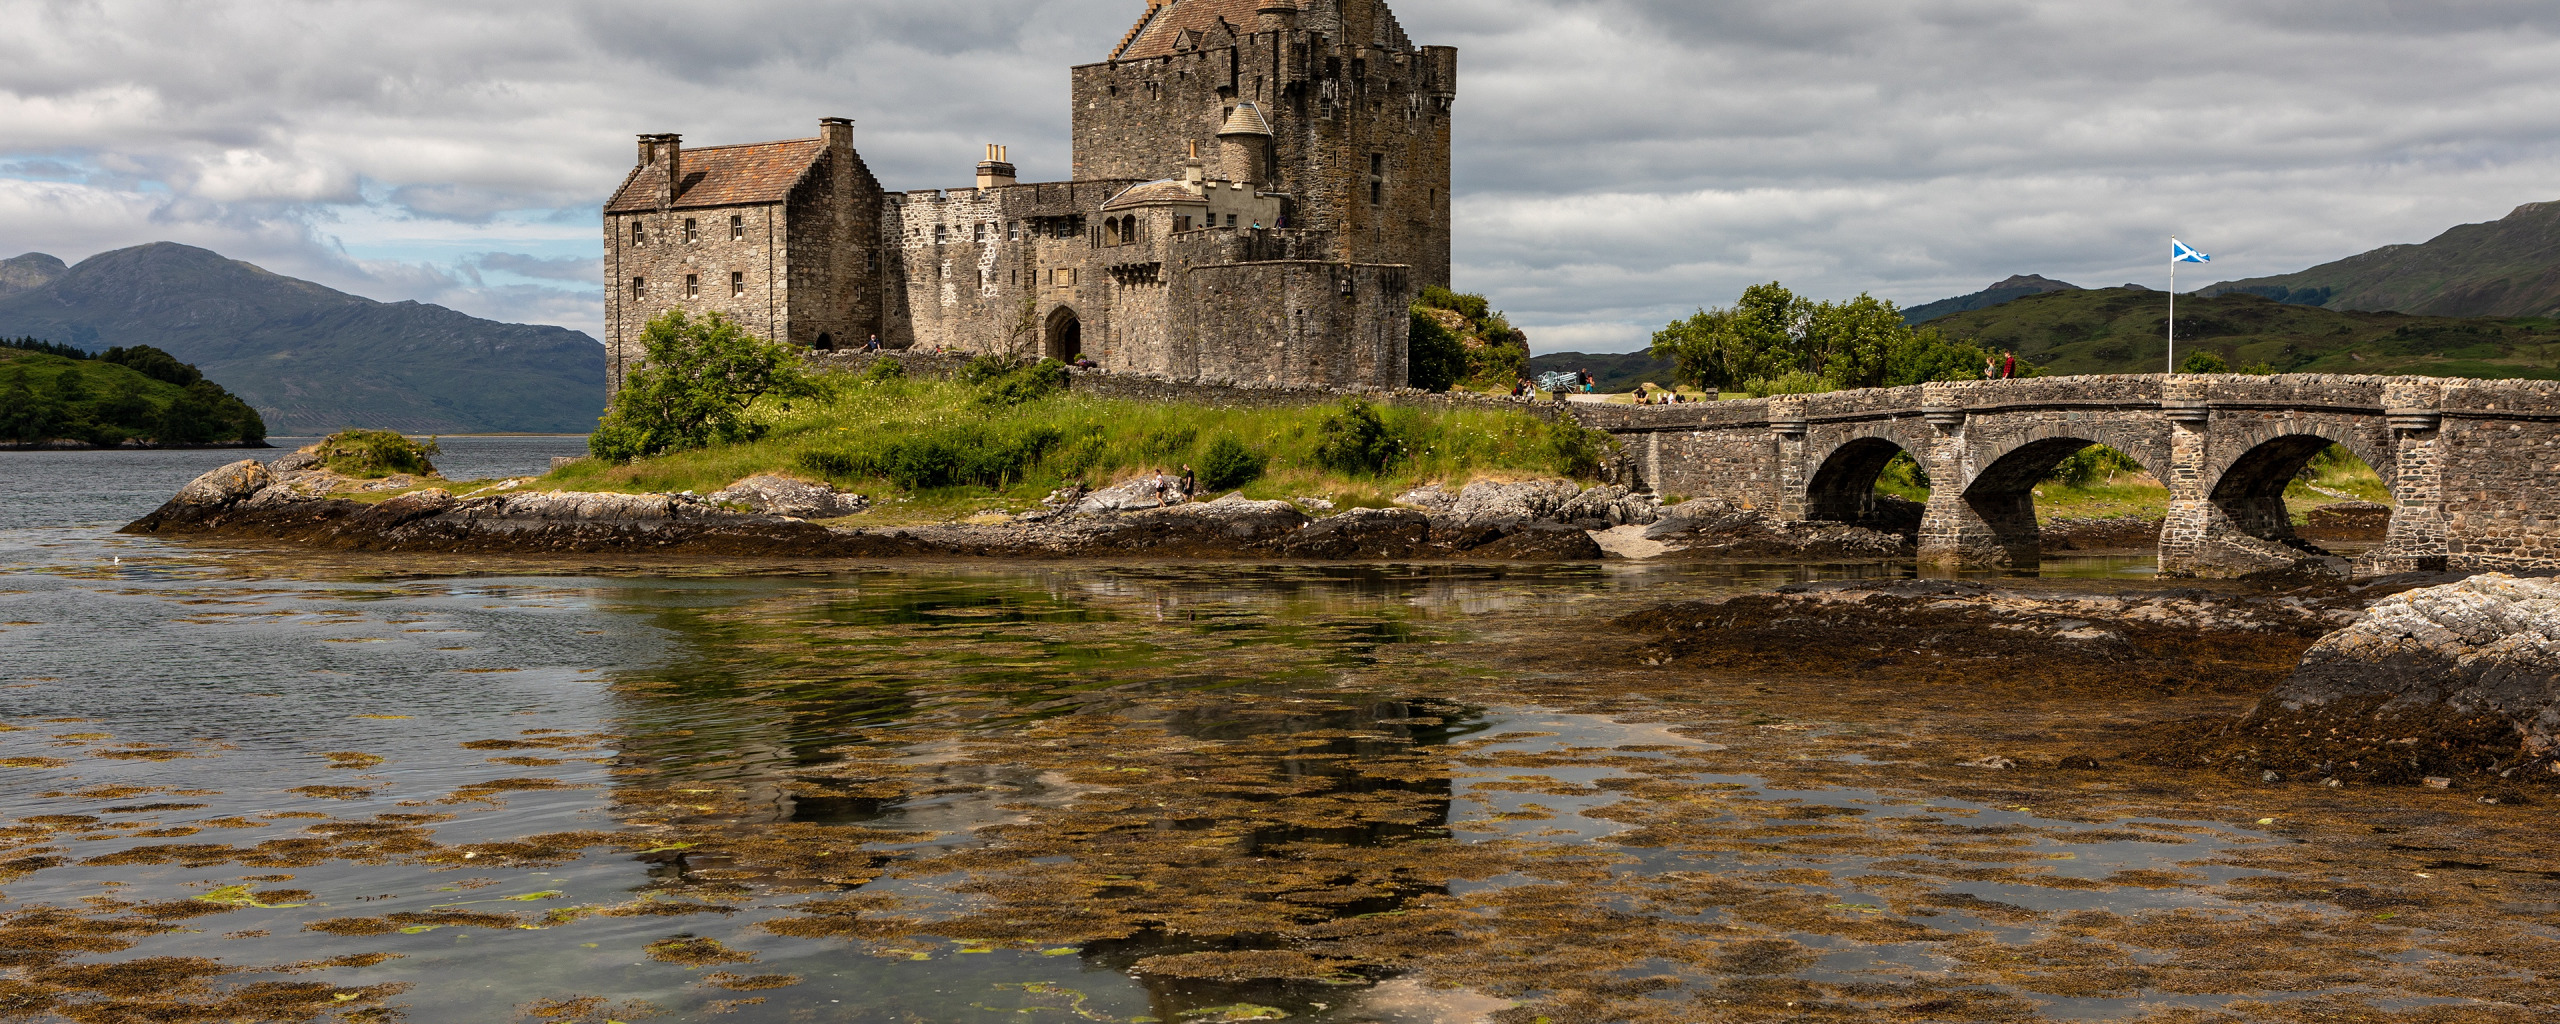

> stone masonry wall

[
  {"left": 604, "top": 201, "right": 791, "bottom": 393},
  {"left": 1069, "top": 0, "right": 1454, "bottom": 286}
]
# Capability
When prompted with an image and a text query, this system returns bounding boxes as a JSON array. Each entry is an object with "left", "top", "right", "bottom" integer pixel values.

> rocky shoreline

[
  {"left": 123, "top": 458, "right": 1922, "bottom": 562},
  {"left": 1611, "top": 572, "right": 2560, "bottom": 797}
]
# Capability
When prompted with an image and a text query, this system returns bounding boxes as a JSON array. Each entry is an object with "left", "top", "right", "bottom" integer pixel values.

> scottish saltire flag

[{"left": 2173, "top": 239, "right": 2211, "bottom": 263}]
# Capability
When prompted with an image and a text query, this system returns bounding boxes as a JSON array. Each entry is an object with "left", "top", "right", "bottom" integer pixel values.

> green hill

[
  {"left": 1902, "top": 274, "right": 2080, "bottom": 324},
  {"left": 1, "top": 340, "right": 266, "bottom": 447},
  {"left": 0, "top": 243, "right": 605, "bottom": 435},
  {"left": 1922, "top": 286, "right": 2560, "bottom": 379},
  {"left": 2200, "top": 201, "right": 2560, "bottom": 318}
]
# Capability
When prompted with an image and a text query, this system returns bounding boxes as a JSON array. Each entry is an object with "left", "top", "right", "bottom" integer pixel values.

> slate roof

[
  {"left": 603, "top": 138, "right": 827, "bottom": 214},
  {"left": 1114, "top": 0, "right": 1294, "bottom": 61},
  {"left": 1100, "top": 180, "right": 1207, "bottom": 211},
  {"left": 1219, "top": 102, "right": 1273, "bottom": 136}
]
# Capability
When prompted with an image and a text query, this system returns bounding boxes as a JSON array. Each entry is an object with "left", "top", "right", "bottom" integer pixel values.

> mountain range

[
  {"left": 0, "top": 244, "right": 604, "bottom": 435},
  {"left": 1919, "top": 287, "right": 2556, "bottom": 379},
  {"left": 2198, "top": 202, "right": 2560, "bottom": 317},
  {"left": 1900, "top": 274, "right": 2080, "bottom": 324}
]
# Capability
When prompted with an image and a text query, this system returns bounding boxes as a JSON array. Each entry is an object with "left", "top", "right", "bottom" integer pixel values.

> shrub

[
  {"left": 318, "top": 430, "right": 440, "bottom": 478},
  {"left": 2047, "top": 444, "right": 2144, "bottom": 487},
  {"left": 1542, "top": 421, "right": 1613, "bottom": 480},
  {"left": 970, "top": 357, "right": 1070, "bottom": 407},
  {"left": 1418, "top": 286, "right": 1490, "bottom": 322},
  {"left": 1313, "top": 398, "right": 1399, "bottom": 475},
  {"left": 1744, "top": 371, "right": 1833, "bottom": 397},
  {"left": 590, "top": 311, "right": 812, "bottom": 463},
  {"left": 1200, "top": 435, "right": 1267, "bottom": 491},
  {"left": 858, "top": 358, "right": 908, "bottom": 385},
  {"left": 1407, "top": 309, "right": 1466, "bottom": 393},
  {"left": 2180, "top": 352, "right": 2230, "bottom": 374}
]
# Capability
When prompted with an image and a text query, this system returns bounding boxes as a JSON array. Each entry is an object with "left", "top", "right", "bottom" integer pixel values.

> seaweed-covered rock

[
  {"left": 2259, "top": 573, "right": 2560, "bottom": 758},
  {"left": 1276, "top": 507, "right": 1435, "bottom": 559},
  {"left": 709, "top": 475, "right": 869, "bottom": 519}
]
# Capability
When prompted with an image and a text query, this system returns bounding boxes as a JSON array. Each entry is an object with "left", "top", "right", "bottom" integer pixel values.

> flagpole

[{"left": 2168, "top": 237, "right": 2177, "bottom": 375}]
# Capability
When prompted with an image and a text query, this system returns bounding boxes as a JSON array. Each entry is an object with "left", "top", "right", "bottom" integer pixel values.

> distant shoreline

[{"left": 0, "top": 441, "right": 274, "bottom": 452}]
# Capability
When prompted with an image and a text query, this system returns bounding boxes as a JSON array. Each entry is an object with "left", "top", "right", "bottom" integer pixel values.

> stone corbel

[
  {"left": 2160, "top": 379, "right": 2210, "bottom": 429},
  {"left": 2382, "top": 381, "right": 2446, "bottom": 435},
  {"left": 1768, "top": 397, "right": 1808, "bottom": 439},
  {"left": 1920, "top": 382, "right": 1965, "bottom": 430}
]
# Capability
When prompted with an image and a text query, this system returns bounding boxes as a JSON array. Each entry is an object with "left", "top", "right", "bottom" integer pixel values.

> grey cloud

[
  {"left": 471, "top": 252, "right": 600, "bottom": 282},
  {"left": 5, "top": 0, "right": 2559, "bottom": 355}
]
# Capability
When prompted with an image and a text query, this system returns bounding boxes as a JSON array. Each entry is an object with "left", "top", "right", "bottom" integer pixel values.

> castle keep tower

[{"left": 603, "top": 0, "right": 1453, "bottom": 394}]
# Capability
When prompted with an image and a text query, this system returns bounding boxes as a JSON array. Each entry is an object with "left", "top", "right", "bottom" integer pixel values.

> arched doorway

[
  {"left": 1044, "top": 307, "right": 1082, "bottom": 362},
  {"left": 814, "top": 332, "right": 835, "bottom": 351}
]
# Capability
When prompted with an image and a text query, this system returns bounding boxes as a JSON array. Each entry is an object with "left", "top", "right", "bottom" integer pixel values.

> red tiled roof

[
  {"left": 1114, "top": 0, "right": 1292, "bottom": 61},
  {"left": 603, "top": 138, "right": 827, "bottom": 214}
]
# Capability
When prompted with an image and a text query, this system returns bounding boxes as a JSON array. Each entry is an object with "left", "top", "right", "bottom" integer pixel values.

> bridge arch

[
  {"left": 2194, "top": 423, "right": 2398, "bottom": 561},
  {"left": 1802, "top": 422, "right": 1938, "bottom": 528},
  {"left": 1945, "top": 421, "right": 2173, "bottom": 568}
]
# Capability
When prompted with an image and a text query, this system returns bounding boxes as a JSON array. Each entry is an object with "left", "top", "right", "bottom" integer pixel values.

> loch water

[{"left": 0, "top": 447, "right": 2549, "bottom": 1024}]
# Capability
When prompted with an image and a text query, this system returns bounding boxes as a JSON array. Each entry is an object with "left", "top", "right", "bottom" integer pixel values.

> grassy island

[{"left": 547, "top": 315, "right": 1607, "bottom": 523}]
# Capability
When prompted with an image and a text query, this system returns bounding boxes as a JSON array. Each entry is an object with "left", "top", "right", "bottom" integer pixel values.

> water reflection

[{"left": 0, "top": 530, "right": 2548, "bottom": 1022}]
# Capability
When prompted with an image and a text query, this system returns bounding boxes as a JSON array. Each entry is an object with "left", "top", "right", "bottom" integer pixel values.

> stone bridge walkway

[{"left": 1575, "top": 374, "right": 2560, "bottom": 575}]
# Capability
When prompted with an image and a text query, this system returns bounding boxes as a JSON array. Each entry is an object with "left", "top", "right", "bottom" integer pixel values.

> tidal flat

[{"left": 1, "top": 522, "right": 2554, "bottom": 1023}]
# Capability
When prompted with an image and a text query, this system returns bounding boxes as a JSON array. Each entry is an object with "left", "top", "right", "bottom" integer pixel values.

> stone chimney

[
  {"left": 1183, "top": 140, "right": 1206, "bottom": 194},
  {"left": 1257, "top": 1, "right": 1298, "bottom": 32},
  {"left": 976, "top": 144, "right": 1017, "bottom": 190},
  {"left": 1216, "top": 103, "right": 1272, "bottom": 186},
  {"left": 819, "top": 117, "right": 854, "bottom": 158},
  {"left": 639, "top": 133, "right": 682, "bottom": 208}
]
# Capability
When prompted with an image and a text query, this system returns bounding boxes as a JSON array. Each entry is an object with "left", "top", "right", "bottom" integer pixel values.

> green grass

[
  {"left": 1920, "top": 287, "right": 2560, "bottom": 379},
  {"left": 541, "top": 373, "right": 1607, "bottom": 523}
]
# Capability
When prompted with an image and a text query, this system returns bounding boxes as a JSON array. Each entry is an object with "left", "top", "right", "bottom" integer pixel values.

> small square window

[
  {"left": 1226, "top": 214, "right": 1238, "bottom": 228},
  {"left": 630, "top": 277, "right": 645, "bottom": 298},
  {"left": 631, "top": 222, "right": 645, "bottom": 245},
  {"left": 684, "top": 274, "right": 699, "bottom": 299},
  {"left": 935, "top": 225, "right": 947, "bottom": 243},
  {"left": 683, "top": 218, "right": 698, "bottom": 243},
  {"left": 974, "top": 223, "right": 985, "bottom": 242},
  {"left": 730, "top": 272, "right": 744, "bottom": 298},
  {"left": 730, "top": 215, "right": 744, "bottom": 240}
]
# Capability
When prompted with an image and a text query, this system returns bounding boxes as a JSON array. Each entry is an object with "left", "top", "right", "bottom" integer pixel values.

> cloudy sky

[{"left": 4, "top": 0, "right": 2557, "bottom": 353}]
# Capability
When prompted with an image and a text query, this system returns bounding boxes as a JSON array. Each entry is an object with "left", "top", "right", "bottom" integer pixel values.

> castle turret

[
  {"left": 1217, "top": 102, "right": 1272, "bottom": 186},
  {"left": 1257, "top": 1, "right": 1298, "bottom": 32}
]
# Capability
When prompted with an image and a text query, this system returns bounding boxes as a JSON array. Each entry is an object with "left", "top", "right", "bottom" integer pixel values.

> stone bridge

[{"left": 1574, "top": 374, "right": 2560, "bottom": 575}]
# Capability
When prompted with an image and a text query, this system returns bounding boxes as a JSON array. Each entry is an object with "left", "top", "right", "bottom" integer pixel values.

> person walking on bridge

[{"left": 2002, "top": 351, "right": 2018, "bottom": 380}]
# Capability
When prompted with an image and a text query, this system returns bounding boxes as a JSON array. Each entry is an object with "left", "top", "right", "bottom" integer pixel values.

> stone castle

[{"left": 601, "top": 0, "right": 1454, "bottom": 394}]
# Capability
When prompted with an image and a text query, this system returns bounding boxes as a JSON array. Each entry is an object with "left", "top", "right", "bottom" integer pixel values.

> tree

[
  {"left": 2181, "top": 351, "right": 2230, "bottom": 374},
  {"left": 101, "top": 345, "right": 202, "bottom": 387},
  {"left": 1807, "top": 294, "right": 1910, "bottom": 390},
  {"left": 1655, "top": 283, "right": 1995, "bottom": 394},
  {"left": 590, "top": 311, "right": 814, "bottom": 462},
  {"left": 1407, "top": 308, "right": 1467, "bottom": 392}
]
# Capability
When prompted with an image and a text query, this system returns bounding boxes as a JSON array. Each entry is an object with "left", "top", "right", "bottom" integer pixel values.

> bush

[
  {"left": 1418, "top": 286, "right": 1490, "bottom": 322},
  {"left": 968, "top": 357, "right": 1070, "bottom": 407},
  {"left": 1313, "top": 398, "right": 1400, "bottom": 475},
  {"left": 1542, "top": 422, "right": 1613, "bottom": 480},
  {"left": 1407, "top": 309, "right": 1466, "bottom": 393},
  {"left": 1200, "top": 435, "right": 1267, "bottom": 491},
  {"left": 2180, "top": 352, "right": 2230, "bottom": 374},
  {"left": 101, "top": 345, "right": 202, "bottom": 388},
  {"left": 858, "top": 358, "right": 908, "bottom": 384},
  {"left": 2047, "top": 444, "right": 2144, "bottom": 487},
  {"left": 1744, "top": 371, "right": 1833, "bottom": 397},
  {"left": 590, "top": 311, "right": 812, "bottom": 463},
  {"left": 318, "top": 430, "right": 440, "bottom": 478}
]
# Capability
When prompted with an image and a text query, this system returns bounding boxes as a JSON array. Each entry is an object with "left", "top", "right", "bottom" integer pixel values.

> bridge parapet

[{"left": 1574, "top": 373, "right": 2560, "bottom": 576}]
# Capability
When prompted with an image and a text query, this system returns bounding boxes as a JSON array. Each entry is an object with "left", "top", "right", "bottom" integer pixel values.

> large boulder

[
  {"left": 2255, "top": 574, "right": 2560, "bottom": 762},
  {"left": 709, "top": 475, "right": 869, "bottom": 519},
  {"left": 1448, "top": 480, "right": 1581, "bottom": 523},
  {"left": 170, "top": 460, "right": 273, "bottom": 509},
  {"left": 1077, "top": 477, "right": 1183, "bottom": 514}
]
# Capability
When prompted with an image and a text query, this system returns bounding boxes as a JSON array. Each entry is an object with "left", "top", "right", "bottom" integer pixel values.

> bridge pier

[{"left": 2363, "top": 385, "right": 2451, "bottom": 573}]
